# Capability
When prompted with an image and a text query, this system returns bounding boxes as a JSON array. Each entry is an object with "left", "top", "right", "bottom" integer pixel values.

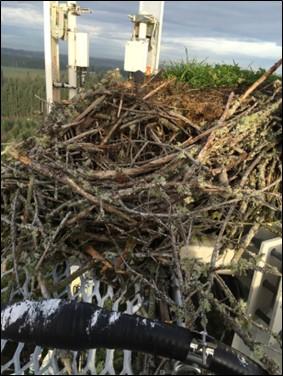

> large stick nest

[{"left": 1, "top": 66, "right": 282, "bottom": 372}]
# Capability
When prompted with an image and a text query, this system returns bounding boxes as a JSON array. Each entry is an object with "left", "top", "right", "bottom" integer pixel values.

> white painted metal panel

[
  {"left": 124, "top": 40, "right": 149, "bottom": 72},
  {"left": 139, "top": 1, "right": 164, "bottom": 21},
  {"left": 67, "top": 1, "right": 77, "bottom": 99},
  {"left": 43, "top": 1, "right": 53, "bottom": 113},
  {"left": 232, "top": 238, "right": 282, "bottom": 372},
  {"left": 138, "top": 22, "right": 147, "bottom": 39},
  {"left": 139, "top": 1, "right": 164, "bottom": 74},
  {"left": 75, "top": 32, "right": 89, "bottom": 67}
]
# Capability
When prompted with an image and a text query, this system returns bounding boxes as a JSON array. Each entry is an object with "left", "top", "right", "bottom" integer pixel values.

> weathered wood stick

[
  {"left": 169, "top": 110, "right": 201, "bottom": 132},
  {"left": 197, "top": 92, "right": 234, "bottom": 162},
  {"left": 86, "top": 153, "right": 177, "bottom": 180},
  {"left": 62, "top": 128, "right": 99, "bottom": 145},
  {"left": 61, "top": 118, "right": 85, "bottom": 130},
  {"left": 61, "top": 94, "right": 108, "bottom": 129},
  {"left": 142, "top": 78, "right": 175, "bottom": 100},
  {"left": 228, "top": 58, "right": 282, "bottom": 117},
  {"left": 100, "top": 104, "right": 138, "bottom": 145},
  {"left": 75, "top": 95, "right": 106, "bottom": 122},
  {"left": 7, "top": 148, "right": 135, "bottom": 224}
]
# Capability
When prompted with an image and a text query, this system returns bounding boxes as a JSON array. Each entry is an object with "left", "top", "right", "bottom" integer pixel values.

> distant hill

[{"left": 1, "top": 48, "right": 123, "bottom": 72}]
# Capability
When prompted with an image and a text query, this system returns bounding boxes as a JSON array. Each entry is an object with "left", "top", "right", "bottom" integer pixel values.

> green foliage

[
  {"left": 163, "top": 59, "right": 280, "bottom": 88},
  {"left": 0, "top": 67, "right": 123, "bottom": 144},
  {"left": 1, "top": 68, "right": 46, "bottom": 143},
  {"left": 1, "top": 69, "right": 45, "bottom": 118},
  {"left": 1, "top": 118, "right": 39, "bottom": 143},
  {"left": 83, "top": 71, "right": 105, "bottom": 89},
  {"left": 2, "top": 67, "right": 45, "bottom": 80}
]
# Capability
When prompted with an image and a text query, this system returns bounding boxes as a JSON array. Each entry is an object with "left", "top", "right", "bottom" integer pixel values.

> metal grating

[{"left": 1, "top": 260, "right": 164, "bottom": 375}]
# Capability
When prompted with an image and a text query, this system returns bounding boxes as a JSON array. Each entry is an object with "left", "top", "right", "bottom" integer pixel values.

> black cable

[
  {"left": 1, "top": 299, "right": 268, "bottom": 375},
  {"left": 1, "top": 299, "right": 192, "bottom": 362},
  {"left": 207, "top": 343, "right": 268, "bottom": 375}
]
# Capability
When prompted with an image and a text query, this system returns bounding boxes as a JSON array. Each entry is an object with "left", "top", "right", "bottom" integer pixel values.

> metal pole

[
  {"left": 51, "top": 1, "right": 61, "bottom": 103},
  {"left": 154, "top": 1, "right": 164, "bottom": 74},
  {"left": 67, "top": 1, "right": 77, "bottom": 99},
  {"left": 138, "top": 1, "right": 164, "bottom": 75},
  {"left": 43, "top": 1, "right": 53, "bottom": 113}
]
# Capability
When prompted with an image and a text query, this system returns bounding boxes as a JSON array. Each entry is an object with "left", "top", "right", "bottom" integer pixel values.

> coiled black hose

[
  {"left": 207, "top": 343, "right": 268, "bottom": 375},
  {"left": 1, "top": 299, "right": 192, "bottom": 361},
  {"left": 1, "top": 300, "right": 268, "bottom": 375}
]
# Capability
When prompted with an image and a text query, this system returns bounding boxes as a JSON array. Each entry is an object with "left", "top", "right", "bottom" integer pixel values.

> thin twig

[
  {"left": 35, "top": 211, "right": 72, "bottom": 271},
  {"left": 142, "top": 78, "right": 175, "bottom": 100},
  {"left": 10, "top": 190, "right": 23, "bottom": 293}
]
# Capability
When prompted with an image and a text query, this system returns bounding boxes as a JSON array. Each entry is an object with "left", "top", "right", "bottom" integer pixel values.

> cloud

[
  {"left": 1, "top": 3, "right": 43, "bottom": 29},
  {"left": 79, "top": 24, "right": 103, "bottom": 38},
  {"left": 162, "top": 1, "right": 282, "bottom": 39},
  {"left": 1, "top": 0, "right": 281, "bottom": 68},
  {"left": 163, "top": 36, "right": 282, "bottom": 60},
  {"left": 79, "top": 21, "right": 129, "bottom": 42}
]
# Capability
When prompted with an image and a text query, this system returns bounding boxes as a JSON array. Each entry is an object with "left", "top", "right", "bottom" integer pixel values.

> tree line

[
  {"left": 1, "top": 69, "right": 101, "bottom": 143},
  {"left": 1, "top": 70, "right": 45, "bottom": 118}
]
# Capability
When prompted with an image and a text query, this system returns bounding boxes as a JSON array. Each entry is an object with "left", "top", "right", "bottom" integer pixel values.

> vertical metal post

[
  {"left": 51, "top": 1, "right": 61, "bottom": 102},
  {"left": 139, "top": 1, "right": 164, "bottom": 74},
  {"left": 43, "top": 1, "right": 53, "bottom": 113},
  {"left": 67, "top": 1, "right": 77, "bottom": 99},
  {"left": 154, "top": 1, "right": 164, "bottom": 74},
  {"left": 43, "top": 1, "right": 60, "bottom": 114}
]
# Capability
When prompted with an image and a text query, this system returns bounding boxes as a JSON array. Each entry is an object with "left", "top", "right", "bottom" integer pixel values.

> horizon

[
  {"left": 2, "top": 47, "right": 282, "bottom": 73},
  {"left": 1, "top": 47, "right": 123, "bottom": 62}
]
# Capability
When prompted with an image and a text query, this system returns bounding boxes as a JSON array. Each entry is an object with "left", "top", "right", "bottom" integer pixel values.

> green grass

[
  {"left": 2, "top": 66, "right": 45, "bottom": 80},
  {"left": 163, "top": 59, "right": 281, "bottom": 89},
  {"left": 2, "top": 66, "right": 69, "bottom": 81},
  {"left": 1, "top": 118, "right": 40, "bottom": 144}
]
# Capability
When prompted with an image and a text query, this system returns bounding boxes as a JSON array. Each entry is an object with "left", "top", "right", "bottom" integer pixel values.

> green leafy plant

[{"left": 163, "top": 59, "right": 280, "bottom": 88}]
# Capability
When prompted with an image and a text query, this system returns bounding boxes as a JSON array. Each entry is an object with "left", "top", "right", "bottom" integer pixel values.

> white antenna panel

[{"left": 76, "top": 32, "right": 89, "bottom": 67}]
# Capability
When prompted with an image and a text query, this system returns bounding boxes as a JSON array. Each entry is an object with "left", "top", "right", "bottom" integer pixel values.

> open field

[{"left": 2, "top": 66, "right": 45, "bottom": 79}]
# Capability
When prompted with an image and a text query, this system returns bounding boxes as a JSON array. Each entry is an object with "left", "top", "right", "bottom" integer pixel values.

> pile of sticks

[{"left": 1, "top": 60, "right": 282, "bottom": 370}]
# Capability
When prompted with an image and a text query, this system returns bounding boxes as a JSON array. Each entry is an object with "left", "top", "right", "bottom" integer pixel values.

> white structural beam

[
  {"left": 139, "top": 1, "right": 164, "bottom": 74},
  {"left": 43, "top": 1, "right": 60, "bottom": 113},
  {"left": 51, "top": 2, "right": 61, "bottom": 102},
  {"left": 43, "top": 1, "right": 53, "bottom": 113},
  {"left": 44, "top": 1, "right": 90, "bottom": 111},
  {"left": 67, "top": 1, "right": 77, "bottom": 99},
  {"left": 124, "top": 1, "right": 164, "bottom": 75}
]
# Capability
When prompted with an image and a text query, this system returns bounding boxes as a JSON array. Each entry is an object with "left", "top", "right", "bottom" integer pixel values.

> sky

[{"left": 1, "top": 1, "right": 282, "bottom": 68}]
